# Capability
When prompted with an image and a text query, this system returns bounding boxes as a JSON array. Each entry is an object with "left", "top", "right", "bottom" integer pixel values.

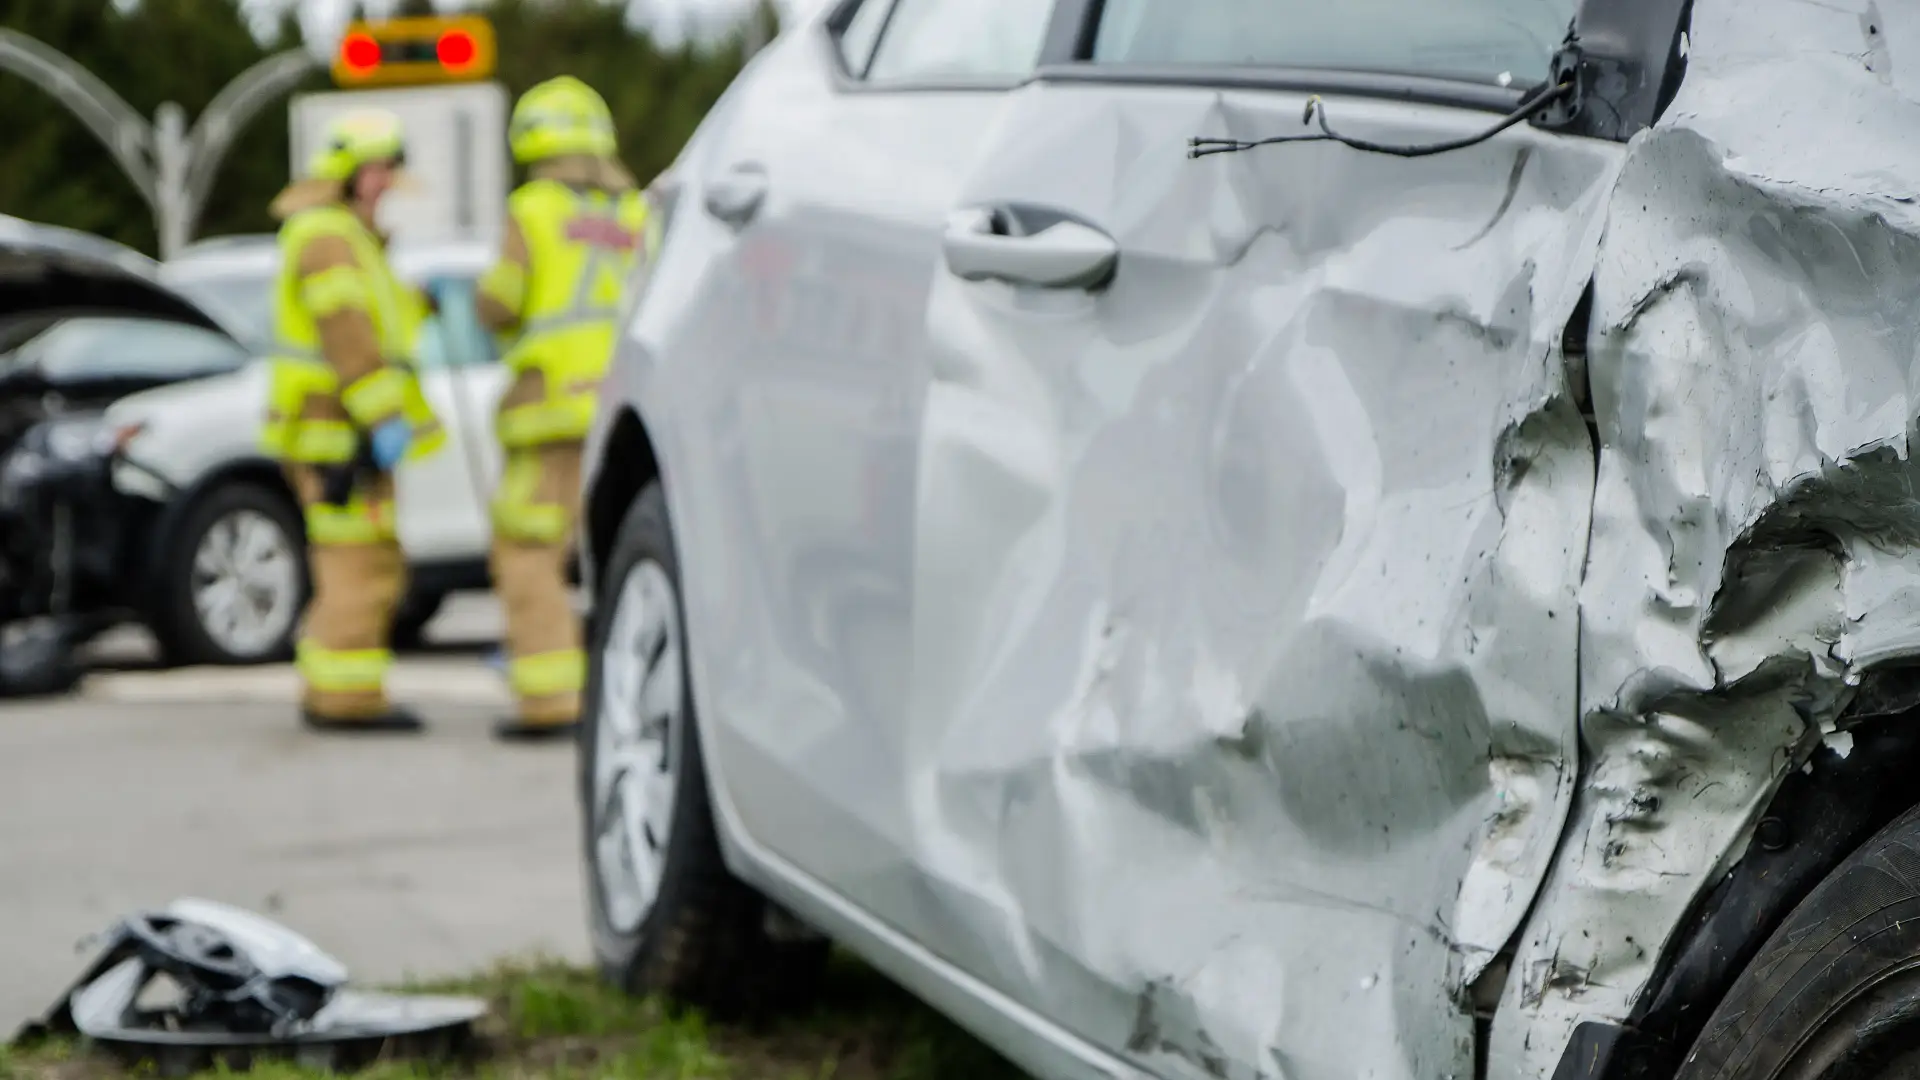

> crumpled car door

[{"left": 899, "top": 55, "right": 1620, "bottom": 1080}]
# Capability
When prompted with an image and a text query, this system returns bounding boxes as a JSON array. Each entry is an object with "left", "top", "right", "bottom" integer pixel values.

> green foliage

[{"left": 0, "top": 0, "right": 763, "bottom": 256}]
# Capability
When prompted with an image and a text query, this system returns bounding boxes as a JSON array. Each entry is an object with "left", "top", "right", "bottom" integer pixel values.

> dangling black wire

[{"left": 1188, "top": 77, "right": 1576, "bottom": 161}]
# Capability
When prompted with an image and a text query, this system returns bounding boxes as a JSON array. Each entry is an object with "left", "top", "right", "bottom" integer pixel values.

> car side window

[
  {"left": 26, "top": 318, "right": 251, "bottom": 382},
  {"left": 835, "top": 0, "right": 894, "bottom": 76},
  {"left": 1090, "top": 0, "right": 1576, "bottom": 87},
  {"left": 860, "top": 0, "right": 1052, "bottom": 83}
]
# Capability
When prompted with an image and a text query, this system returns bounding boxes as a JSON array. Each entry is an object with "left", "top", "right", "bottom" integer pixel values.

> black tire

[
  {"left": 1678, "top": 802, "right": 1920, "bottom": 1079},
  {"left": 579, "top": 482, "right": 827, "bottom": 1018},
  {"left": 152, "top": 481, "right": 308, "bottom": 667},
  {"left": 388, "top": 590, "right": 445, "bottom": 651}
]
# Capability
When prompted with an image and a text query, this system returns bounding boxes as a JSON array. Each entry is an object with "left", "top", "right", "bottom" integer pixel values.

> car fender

[{"left": 106, "top": 363, "right": 270, "bottom": 493}]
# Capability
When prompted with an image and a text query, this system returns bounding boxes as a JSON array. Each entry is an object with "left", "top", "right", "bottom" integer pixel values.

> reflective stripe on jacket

[
  {"left": 480, "top": 179, "right": 646, "bottom": 449},
  {"left": 261, "top": 205, "right": 445, "bottom": 465}
]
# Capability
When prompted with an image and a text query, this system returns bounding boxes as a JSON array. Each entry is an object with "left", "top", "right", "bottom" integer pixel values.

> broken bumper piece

[{"left": 14, "top": 898, "right": 488, "bottom": 1077}]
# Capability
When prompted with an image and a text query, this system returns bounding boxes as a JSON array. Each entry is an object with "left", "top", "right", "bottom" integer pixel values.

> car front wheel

[
  {"left": 1678, "top": 800, "right": 1920, "bottom": 1078},
  {"left": 580, "top": 481, "right": 826, "bottom": 1017},
  {"left": 153, "top": 481, "right": 307, "bottom": 667}
]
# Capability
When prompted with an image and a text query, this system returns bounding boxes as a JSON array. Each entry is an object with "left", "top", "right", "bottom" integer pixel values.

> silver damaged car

[{"left": 573, "top": 0, "right": 1920, "bottom": 1076}]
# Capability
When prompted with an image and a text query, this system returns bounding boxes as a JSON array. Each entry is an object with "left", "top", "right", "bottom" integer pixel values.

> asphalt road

[{"left": 0, "top": 593, "right": 592, "bottom": 1034}]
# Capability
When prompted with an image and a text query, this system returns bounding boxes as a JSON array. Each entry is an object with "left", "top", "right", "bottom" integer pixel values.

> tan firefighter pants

[
  {"left": 286, "top": 465, "right": 407, "bottom": 719},
  {"left": 490, "top": 441, "right": 586, "bottom": 726}
]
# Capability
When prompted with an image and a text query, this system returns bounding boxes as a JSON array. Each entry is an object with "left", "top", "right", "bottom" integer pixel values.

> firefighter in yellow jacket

[
  {"left": 263, "top": 108, "right": 446, "bottom": 733},
  {"left": 477, "top": 77, "right": 647, "bottom": 740}
]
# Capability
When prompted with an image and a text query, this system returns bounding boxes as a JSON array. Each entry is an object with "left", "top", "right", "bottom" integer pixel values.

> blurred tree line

[{"left": 0, "top": 0, "right": 775, "bottom": 256}]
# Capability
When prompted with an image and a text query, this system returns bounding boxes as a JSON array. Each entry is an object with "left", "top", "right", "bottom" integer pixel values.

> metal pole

[
  {"left": 179, "top": 50, "right": 323, "bottom": 250},
  {"left": 0, "top": 31, "right": 317, "bottom": 258},
  {"left": 0, "top": 29, "right": 157, "bottom": 211},
  {"left": 153, "top": 103, "right": 189, "bottom": 261}
]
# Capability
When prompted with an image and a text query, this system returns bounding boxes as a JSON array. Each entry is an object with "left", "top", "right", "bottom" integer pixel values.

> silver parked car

[{"left": 575, "top": 0, "right": 1920, "bottom": 1077}]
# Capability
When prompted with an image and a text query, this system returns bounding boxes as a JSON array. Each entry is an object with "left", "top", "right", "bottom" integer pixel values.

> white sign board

[{"left": 289, "top": 82, "right": 510, "bottom": 249}]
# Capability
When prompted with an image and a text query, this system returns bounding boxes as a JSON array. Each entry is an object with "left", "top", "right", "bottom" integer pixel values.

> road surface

[{"left": 0, "top": 594, "right": 592, "bottom": 1033}]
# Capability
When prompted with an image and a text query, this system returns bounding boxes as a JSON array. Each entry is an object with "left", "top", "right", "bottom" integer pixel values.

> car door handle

[
  {"left": 704, "top": 163, "right": 768, "bottom": 227},
  {"left": 942, "top": 205, "right": 1118, "bottom": 291}
]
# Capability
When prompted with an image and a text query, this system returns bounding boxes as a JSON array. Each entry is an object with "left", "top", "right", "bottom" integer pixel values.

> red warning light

[
  {"left": 331, "top": 16, "right": 495, "bottom": 87},
  {"left": 436, "top": 29, "right": 476, "bottom": 69},
  {"left": 341, "top": 32, "right": 381, "bottom": 74}
]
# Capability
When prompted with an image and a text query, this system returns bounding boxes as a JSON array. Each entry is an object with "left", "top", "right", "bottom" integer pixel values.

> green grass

[{"left": 0, "top": 954, "right": 1030, "bottom": 1080}]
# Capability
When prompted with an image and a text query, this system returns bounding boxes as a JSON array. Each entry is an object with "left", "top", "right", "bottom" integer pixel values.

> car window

[
  {"left": 863, "top": 0, "right": 1052, "bottom": 83},
  {"left": 412, "top": 278, "right": 497, "bottom": 369},
  {"left": 162, "top": 270, "right": 274, "bottom": 350},
  {"left": 12, "top": 317, "right": 251, "bottom": 382},
  {"left": 1091, "top": 0, "right": 1575, "bottom": 87},
  {"left": 836, "top": 0, "right": 894, "bottom": 76}
]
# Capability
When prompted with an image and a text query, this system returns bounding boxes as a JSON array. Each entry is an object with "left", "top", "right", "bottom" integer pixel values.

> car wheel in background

[
  {"left": 153, "top": 481, "right": 308, "bottom": 667},
  {"left": 1677, "top": 801, "right": 1920, "bottom": 1079},
  {"left": 580, "top": 482, "right": 828, "bottom": 1018}
]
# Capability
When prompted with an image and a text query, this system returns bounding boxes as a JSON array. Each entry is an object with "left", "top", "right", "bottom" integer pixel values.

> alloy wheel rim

[
  {"left": 190, "top": 508, "right": 300, "bottom": 658},
  {"left": 592, "top": 558, "right": 684, "bottom": 935}
]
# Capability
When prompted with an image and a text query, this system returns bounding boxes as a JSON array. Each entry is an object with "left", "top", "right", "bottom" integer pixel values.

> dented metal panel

[
  {"left": 897, "top": 85, "right": 1617, "bottom": 1078},
  {"left": 1493, "top": 0, "right": 1920, "bottom": 1073},
  {"left": 600, "top": 0, "right": 1920, "bottom": 1075}
]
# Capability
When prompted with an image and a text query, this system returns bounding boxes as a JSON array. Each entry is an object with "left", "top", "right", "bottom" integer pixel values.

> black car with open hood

[{"left": 0, "top": 216, "right": 251, "bottom": 691}]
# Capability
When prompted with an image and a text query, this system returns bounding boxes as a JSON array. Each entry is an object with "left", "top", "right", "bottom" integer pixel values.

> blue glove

[{"left": 368, "top": 419, "right": 413, "bottom": 471}]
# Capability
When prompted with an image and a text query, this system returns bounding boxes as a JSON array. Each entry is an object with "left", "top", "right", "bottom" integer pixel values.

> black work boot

[
  {"left": 493, "top": 717, "right": 580, "bottom": 742},
  {"left": 302, "top": 705, "right": 427, "bottom": 734}
]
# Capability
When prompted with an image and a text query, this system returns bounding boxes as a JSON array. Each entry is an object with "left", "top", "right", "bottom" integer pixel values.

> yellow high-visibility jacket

[
  {"left": 261, "top": 204, "right": 445, "bottom": 467},
  {"left": 477, "top": 178, "right": 647, "bottom": 449}
]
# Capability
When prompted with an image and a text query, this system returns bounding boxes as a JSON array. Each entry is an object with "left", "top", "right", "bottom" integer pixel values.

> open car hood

[{"left": 0, "top": 215, "right": 241, "bottom": 355}]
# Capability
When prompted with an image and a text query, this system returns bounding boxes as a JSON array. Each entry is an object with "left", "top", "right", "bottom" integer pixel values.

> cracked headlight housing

[
  {"left": 35, "top": 416, "right": 145, "bottom": 463},
  {"left": 0, "top": 417, "right": 146, "bottom": 507}
]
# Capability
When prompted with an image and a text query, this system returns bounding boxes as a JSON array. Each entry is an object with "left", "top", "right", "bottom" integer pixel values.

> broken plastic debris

[
  {"left": 1825, "top": 729, "right": 1856, "bottom": 759},
  {"left": 12, "top": 898, "right": 487, "bottom": 1077}
]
